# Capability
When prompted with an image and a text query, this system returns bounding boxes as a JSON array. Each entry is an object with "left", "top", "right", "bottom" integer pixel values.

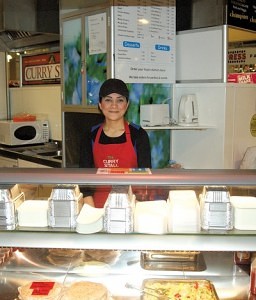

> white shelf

[
  {"left": 142, "top": 124, "right": 215, "bottom": 130},
  {"left": 0, "top": 169, "right": 255, "bottom": 252},
  {"left": 1, "top": 231, "right": 256, "bottom": 251}
]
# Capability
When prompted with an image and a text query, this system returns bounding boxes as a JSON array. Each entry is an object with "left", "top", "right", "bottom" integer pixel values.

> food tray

[
  {"left": 141, "top": 279, "right": 219, "bottom": 300},
  {"left": 201, "top": 186, "right": 230, "bottom": 202},
  {"left": 140, "top": 251, "right": 206, "bottom": 272},
  {"left": 50, "top": 184, "right": 81, "bottom": 200},
  {"left": 48, "top": 192, "right": 83, "bottom": 227},
  {"left": 141, "top": 251, "right": 200, "bottom": 262},
  {"left": 0, "top": 184, "right": 25, "bottom": 230}
]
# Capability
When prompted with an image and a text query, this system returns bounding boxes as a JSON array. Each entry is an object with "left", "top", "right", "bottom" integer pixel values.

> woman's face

[{"left": 99, "top": 93, "right": 129, "bottom": 121}]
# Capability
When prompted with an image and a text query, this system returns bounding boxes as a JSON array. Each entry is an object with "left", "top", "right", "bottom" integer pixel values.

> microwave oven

[{"left": 0, "top": 120, "right": 49, "bottom": 146}]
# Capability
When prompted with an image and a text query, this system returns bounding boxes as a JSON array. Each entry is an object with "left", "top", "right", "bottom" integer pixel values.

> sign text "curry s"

[{"left": 24, "top": 64, "right": 60, "bottom": 81}]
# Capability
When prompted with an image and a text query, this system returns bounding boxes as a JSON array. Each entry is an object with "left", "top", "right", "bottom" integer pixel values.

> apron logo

[{"left": 103, "top": 158, "right": 119, "bottom": 167}]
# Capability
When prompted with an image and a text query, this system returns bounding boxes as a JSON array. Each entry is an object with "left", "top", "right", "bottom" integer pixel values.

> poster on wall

[
  {"left": 22, "top": 52, "right": 60, "bottom": 85},
  {"left": 113, "top": 0, "right": 176, "bottom": 83},
  {"left": 227, "top": 0, "right": 256, "bottom": 31},
  {"left": 228, "top": 47, "right": 256, "bottom": 83},
  {"left": 88, "top": 13, "right": 107, "bottom": 55},
  {"left": 85, "top": 12, "right": 108, "bottom": 106}
]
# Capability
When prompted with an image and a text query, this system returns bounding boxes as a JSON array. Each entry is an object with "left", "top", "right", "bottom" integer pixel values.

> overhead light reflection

[
  {"left": 14, "top": 250, "right": 47, "bottom": 269},
  {"left": 7, "top": 54, "right": 12, "bottom": 62},
  {"left": 138, "top": 18, "right": 149, "bottom": 25}
]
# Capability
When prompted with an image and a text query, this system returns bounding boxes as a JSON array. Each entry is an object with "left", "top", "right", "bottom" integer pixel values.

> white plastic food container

[
  {"left": 76, "top": 204, "right": 104, "bottom": 234},
  {"left": 134, "top": 200, "right": 168, "bottom": 234},
  {"left": 231, "top": 196, "right": 256, "bottom": 230},
  {"left": 17, "top": 200, "right": 48, "bottom": 227},
  {"left": 167, "top": 190, "right": 200, "bottom": 233}
]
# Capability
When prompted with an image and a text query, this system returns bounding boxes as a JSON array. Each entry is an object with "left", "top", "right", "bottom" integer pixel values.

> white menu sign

[
  {"left": 113, "top": 0, "right": 176, "bottom": 83},
  {"left": 88, "top": 13, "right": 107, "bottom": 55}
]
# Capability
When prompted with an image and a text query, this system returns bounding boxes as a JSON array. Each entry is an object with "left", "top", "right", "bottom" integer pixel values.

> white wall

[
  {"left": 172, "top": 83, "right": 256, "bottom": 169},
  {"left": 230, "top": 85, "right": 256, "bottom": 168},
  {"left": 176, "top": 26, "right": 225, "bottom": 82},
  {"left": 9, "top": 86, "right": 62, "bottom": 141}
]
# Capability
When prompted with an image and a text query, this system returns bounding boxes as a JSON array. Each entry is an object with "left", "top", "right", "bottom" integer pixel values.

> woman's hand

[{"left": 83, "top": 196, "right": 95, "bottom": 207}]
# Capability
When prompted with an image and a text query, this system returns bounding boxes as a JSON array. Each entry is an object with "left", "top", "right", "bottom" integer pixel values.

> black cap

[{"left": 99, "top": 78, "right": 129, "bottom": 99}]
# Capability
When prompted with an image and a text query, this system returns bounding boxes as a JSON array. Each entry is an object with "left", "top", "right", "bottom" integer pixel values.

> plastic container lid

[{"left": 231, "top": 196, "right": 256, "bottom": 209}]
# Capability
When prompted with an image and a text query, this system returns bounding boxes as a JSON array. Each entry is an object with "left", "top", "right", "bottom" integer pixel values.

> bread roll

[
  {"left": 46, "top": 249, "right": 84, "bottom": 267},
  {"left": 83, "top": 249, "right": 121, "bottom": 264},
  {"left": 61, "top": 281, "right": 108, "bottom": 300}
]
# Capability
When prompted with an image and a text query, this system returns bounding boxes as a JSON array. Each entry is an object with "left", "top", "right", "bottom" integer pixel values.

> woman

[{"left": 80, "top": 78, "right": 151, "bottom": 207}]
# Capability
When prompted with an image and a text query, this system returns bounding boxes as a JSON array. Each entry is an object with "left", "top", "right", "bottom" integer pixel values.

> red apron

[{"left": 92, "top": 121, "right": 138, "bottom": 207}]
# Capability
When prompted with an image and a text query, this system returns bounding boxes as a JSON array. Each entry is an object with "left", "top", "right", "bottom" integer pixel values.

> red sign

[
  {"left": 22, "top": 52, "right": 60, "bottom": 85},
  {"left": 30, "top": 281, "right": 55, "bottom": 295},
  {"left": 228, "top": 73, "right": 256, "bottom": 84}
]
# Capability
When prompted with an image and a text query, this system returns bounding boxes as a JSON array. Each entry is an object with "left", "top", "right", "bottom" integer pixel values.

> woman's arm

[
  {"left": 79, "top": 128, "right": 96, "bottom": 206},
  {"left": 79, "top": 129, "right": 95, "bottom": 168},
  {"left": 135, "top": 128, "right": 152, "bottom": 168},
  {"left": 83, "top": 195, "right": 95, "bottom": 207}
]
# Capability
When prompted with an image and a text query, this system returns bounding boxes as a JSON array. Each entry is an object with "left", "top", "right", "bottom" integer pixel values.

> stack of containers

[
  {"left": 0, "top": 184, "right": 24, "bottom": 230},
  {"left": 230, "top": 196, "right": 256, "bottom": 230},
  {"left": 134, "top": 200, "right": 168, "bottom": 234},
  {"left": 17, "top": 200, "right": 48, "bottom": 227},
  {"left": 200, "top": 186, "right": 233, "bottom": 230},
  {"left": 167, "top": 190, "right": 200, "bottom": 233},
  {"left": 48, "top": 184, "right": 83, "bottom": 228},
  {"left": 104, "top": 185, "right": 135, "bottom": 233}
]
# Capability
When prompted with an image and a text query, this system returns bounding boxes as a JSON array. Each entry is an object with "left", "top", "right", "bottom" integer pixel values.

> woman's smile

[{"left": 99, "top": 93, "right": 129, "bottom": 120}]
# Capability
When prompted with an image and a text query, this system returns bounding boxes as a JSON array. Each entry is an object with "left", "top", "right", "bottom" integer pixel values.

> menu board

[
  {"left": 88, "top": 13, "right": 107, "bottom": 55},
  {"left": 227, "top": 0, "right": 256, "bottom": 31},
  {"left": 113, "top": 0, "right": 176, "bottom": 83}
]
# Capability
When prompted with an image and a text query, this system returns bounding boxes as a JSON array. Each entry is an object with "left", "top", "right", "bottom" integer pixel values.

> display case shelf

[
  {"left": 1, "top": 230, "right": 256, "bottom": 251},
  {"left": 0, "top": 168, "right": 256, "bottom": 252}
]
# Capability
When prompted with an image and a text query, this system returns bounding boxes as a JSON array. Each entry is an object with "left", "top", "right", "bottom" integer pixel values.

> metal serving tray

[
  {"left": 140, "top": 251, "right": 206, "bottom": 272},
  {"left": 141, "top": 279, "right": 219, "bottom": 300}
]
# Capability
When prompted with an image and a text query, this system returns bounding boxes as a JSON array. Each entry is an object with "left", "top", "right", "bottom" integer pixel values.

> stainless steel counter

[
  {"left": 0, "top": 249, "right": 250, "bottom": 299},
  {"left": 0, "top": 144, "right": 62, "bottom": 168}
]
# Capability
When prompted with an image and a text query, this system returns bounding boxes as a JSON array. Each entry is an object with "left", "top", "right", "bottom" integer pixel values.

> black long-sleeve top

[{"left": 79, "top": 122, "right": 151, "bottom": 168}]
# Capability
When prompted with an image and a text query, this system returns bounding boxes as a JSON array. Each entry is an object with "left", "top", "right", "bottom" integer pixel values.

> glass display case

[{"left": 0, "top": 168, "right": 256, "bottom": 299}]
